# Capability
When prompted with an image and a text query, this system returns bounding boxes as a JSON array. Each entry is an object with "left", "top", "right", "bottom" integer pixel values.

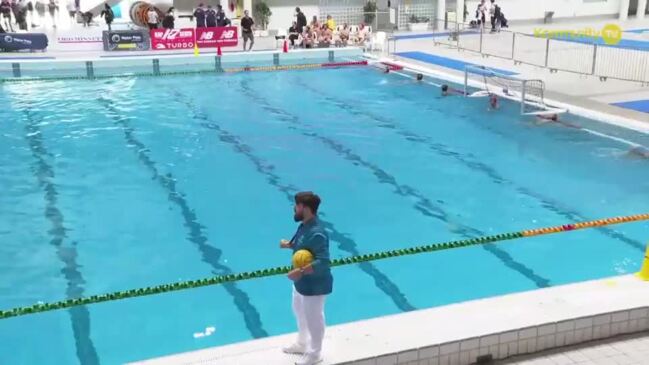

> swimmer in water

[
  {"left": 416, "top": 73, "right": 423, "bottom": 82},
  {"left": 535, "top": 114, "right": 581, "bottom": 129},
  {"left": 384, "top": 66, "right": 390, "bottom": 73},
  {"left": 489, "top": 94, "right": 499, "bottom": 110},
  {"left": 626, "top": 146, "right": 649, "bottom": 159},
  {"left": 441, "top": 84, "right": 464, "bottom": 96}
]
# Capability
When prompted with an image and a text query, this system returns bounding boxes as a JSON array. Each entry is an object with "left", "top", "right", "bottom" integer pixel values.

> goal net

[{"left": 464, "top": 65, "right": 563, "bottom": 115}]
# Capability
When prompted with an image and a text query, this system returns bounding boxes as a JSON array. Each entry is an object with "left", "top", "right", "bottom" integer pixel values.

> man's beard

[{"left": 293, "top": 212, "right": 303, "bottom": 222}]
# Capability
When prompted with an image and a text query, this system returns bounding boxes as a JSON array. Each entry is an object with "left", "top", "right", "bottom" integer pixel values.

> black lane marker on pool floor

[
  {"left": 238, "top": 79, "right": 551, "bottom": 289},
  {"left": 98, "top": 97, "right": 268, "bottom": 339},
  {"left": 294, "top": 78, "right": 645, "bottom": 253},
  {"left": 21, "top": 108, "right": 101, "bottom": 365},
  {"left": 171, "top": 90, "right": 417, "bottom": 312}
]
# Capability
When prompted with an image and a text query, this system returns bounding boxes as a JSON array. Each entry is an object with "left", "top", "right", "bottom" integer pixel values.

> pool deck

[
  {"left": 129, "top": 274, "right": 649, "bottom": 365},
  {"left": 386, "top": 16, "right": 649, "bottom": 123}
]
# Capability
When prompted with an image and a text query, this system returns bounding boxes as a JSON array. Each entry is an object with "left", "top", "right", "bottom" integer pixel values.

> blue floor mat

[
  {"left": 624, "top": 28, "right": 649, "bottom": 34},
  {"left": 612, "top": 99, "right": 649, "bottom": 113},
  {"left": 532, "top": 34, "right": 649, "bottom": 51},
  {"left": 395, "top": 51, "right": 518, "bottom": 75}
]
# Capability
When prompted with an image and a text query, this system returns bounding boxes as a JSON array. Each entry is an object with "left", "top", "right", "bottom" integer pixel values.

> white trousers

[{"left": 292, "top": 286, "right": 326, "bottom": 357}]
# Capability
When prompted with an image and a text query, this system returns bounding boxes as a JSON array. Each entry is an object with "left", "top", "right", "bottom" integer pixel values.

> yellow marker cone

[
  {"left": 637, "top": 245, "right": 649, "bottom": 281},
  {"left": 194, "top": 45, "right": 200, "bottom": 57}
]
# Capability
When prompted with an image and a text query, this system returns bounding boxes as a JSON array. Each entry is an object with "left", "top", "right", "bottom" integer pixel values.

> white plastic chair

[
  {"left": 275, "top": 28, "right": 287, "bottom": 48},
  {"left": 370, "top": 31, "right": 387, "bottom": 52}
]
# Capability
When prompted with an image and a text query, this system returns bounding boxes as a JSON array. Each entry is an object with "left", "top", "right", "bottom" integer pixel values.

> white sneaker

[
  {"left": 282, "top": 342, "right": 306, "bottom": 354},
  {"left": 295, "top": 353, "right": 323, "bottom": 365}
]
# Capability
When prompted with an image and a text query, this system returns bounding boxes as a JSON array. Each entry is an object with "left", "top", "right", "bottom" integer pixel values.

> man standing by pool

[{"left": 281, "top": 191, "right": 332, "bottom": 365}]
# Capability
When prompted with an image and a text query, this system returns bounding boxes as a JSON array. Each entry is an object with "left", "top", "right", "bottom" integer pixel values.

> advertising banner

[
  {"left": 195, "top": 26, "right": 238, "bottom": 48},
  {"left": 103, "top": 30, "right": 149, "bottom": 51},
  {"left": 56, "top": 30, "right": 103, "bottom": 51},
  {"left": 150, "top": 28, "right": 195, "bottom": 50},
  {"left": 0, "top": 33, "right": 48, "bottom": 51}
]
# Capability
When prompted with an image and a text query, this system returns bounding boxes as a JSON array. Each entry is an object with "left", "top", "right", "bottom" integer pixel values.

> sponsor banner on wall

[
  {"left": 102, "top": 30, "right": 150, "bottom": 51},
  {"left": 0, "top": 33, "right": 49, "bottom": 51},
  {"left": 150, "top": 28, "right": 195, "bottom": 50},
  {"left": 55, "top": 30, "right": 103, "bottom": 51},
  {"left": 196, "top": 26, "right": 238, "bottom": 48}
]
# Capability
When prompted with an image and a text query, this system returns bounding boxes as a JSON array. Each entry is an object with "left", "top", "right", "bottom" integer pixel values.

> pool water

[{"left": 1, "top": 65, "right": 648, "bottom": 365}]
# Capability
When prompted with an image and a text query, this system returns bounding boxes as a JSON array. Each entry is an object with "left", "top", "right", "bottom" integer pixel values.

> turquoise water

[{"left": 0, "top": 66, "right": 648, "bottom": 365}]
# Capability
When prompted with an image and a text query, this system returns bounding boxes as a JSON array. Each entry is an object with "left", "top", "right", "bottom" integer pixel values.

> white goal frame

[{"left": 464, "top": 65, "right": 566, "bottom": 115}]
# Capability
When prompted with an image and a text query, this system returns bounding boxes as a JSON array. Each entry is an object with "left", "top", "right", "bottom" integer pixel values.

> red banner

[
  {"left": 195, "top": 26, "right": 238, "bottom": 48},
  {"left": 150, "top": 28, "right": 195, "bottom": 50}
]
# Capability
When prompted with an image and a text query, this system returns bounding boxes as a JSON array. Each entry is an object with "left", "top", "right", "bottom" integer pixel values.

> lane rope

[
  {"left": 1, "top": 213, "right": 647, "bottom": 320},
  {"left": 0, "top": 60, "right": 368, "bottom": 83}
]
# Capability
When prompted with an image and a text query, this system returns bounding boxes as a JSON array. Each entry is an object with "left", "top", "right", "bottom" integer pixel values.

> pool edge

[{"left": 127, "top": 274, "right": 649, "bottom": 365}]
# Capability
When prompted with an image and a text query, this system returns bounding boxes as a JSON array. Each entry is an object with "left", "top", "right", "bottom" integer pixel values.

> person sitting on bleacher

[
  {"left": 318, "top": 23, "right": 333, "bottom": 47},
  {"left": 288, "top": 21, "right": 300, "bottom": 47},
  {"left": 325, "top": 14, "right": 335, "bottom": 31},
  {"left": 310, "top": 15, "right": 319, "bottom": 30},
  {"left": 338, "top": 23, "right": 350, "bottom": 46},
  {"left": 302, "top": 25, "right": 315, "bottom": 48},
  {"left": 353, "top": 22, "right": 370, "bottom": 45}
]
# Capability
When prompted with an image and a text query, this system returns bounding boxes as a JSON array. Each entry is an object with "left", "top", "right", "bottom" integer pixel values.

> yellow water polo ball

[{"left": 292, "top": 249, "right": 314, "bottom": 269}]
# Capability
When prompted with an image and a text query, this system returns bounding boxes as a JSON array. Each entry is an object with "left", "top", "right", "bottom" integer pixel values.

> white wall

[
  {"left": 465, "top": 0, "right": 621, "bottom": 21},
  {"left": 258, "top": 0, "right": 319, "bottom": 31}
]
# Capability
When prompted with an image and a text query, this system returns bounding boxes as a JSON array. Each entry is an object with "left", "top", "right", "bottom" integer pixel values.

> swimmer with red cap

[{"left": 489, "top": 94, "right": 499, "bottom": 110}]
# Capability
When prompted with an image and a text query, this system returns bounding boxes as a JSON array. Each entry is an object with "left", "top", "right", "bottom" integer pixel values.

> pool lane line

[
  {"left": 97, "top": 97, "right": 268, "bottom": 339},
  {"left": 292, "top": 76, "right": 646, "bottom": 253},
  {"left": 0, "top": 60, "right": 368, "bottom": 84},
  {"left": 237, "top": 78, "right": 551, "bottom": 289},
  {"left": 19, "top": 107, "right": 101, "bottom": 365},
  {"left": 2, "top": 213, "right": 648, "bottom": 320},
  {"left": 170, "top": 90, "right": 417, "bottom": 313}
]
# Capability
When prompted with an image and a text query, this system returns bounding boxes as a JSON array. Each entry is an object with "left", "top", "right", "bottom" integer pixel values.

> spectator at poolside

[
  {"left": 289, "top": 21, "right": 300, "bottom": 47},
  {"left": 353, "top": 22, "right": 370, "bottom": 44},
  {"left": 338, "top": 23, "right": 350, "bottom": 46},
  {"left": 302, "top": 25, "right": 315, "bottom": 48},
  {"left": 205, "top": 4, "right": 216, "bottom": 27},
  {"left": 65, "top": 0, "right": 75, "bottom": 22},
  {"left": 318, "top": 23, "right": 332, "bottom": 47},
  {"left": 193, "top": 3, "right": 206, "bottom": 28},
  {"left": 216, "top": 4, "right": 226, "bottom": 26},
  {"left": 146, "top": 6, "right": 158, "bottom": 29},
  {"left": 241, "top": 9, "right": 254, "bottom": 51},
  {"left": 100, "top": 2, "right": 113, "bottom": 30},
  {"left": 1, "top": 0, "right": 13, "bottom": 32},
  {"left": 47, "top": 0, "right": 57, "bottom": 28},
  {"left": 475, "top": 0, "right": 486, "bottom": 28},
  {"left": 80, "top": 11, "right": 92, "bottom": 27},
  {"left": 162, "top": 7, "right": 174, "bottom": 29},
  {"left": 325, "top": 14, "right": 335, "bottom": 30},
  {"left": 295, "top": 6, "right": 306, "bottom": 33},
  {"left": 310, "top": 15, "right": 319, "bottom": 29}
]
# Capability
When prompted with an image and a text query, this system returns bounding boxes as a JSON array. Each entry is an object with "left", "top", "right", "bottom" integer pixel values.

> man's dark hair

[
  {"left": 295, "top": 191, "right": 321, "bottom": 214},
  {"left": 295, "top": 7, "right": 301, "bottom": 12},
  {"left": 441, "top": 84, "right": 448, "bottom": 92}
]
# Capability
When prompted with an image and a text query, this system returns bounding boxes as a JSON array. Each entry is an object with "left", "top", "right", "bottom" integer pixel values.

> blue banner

[{"left": 0, "top": 33, "right": 49, "bottom": 51}]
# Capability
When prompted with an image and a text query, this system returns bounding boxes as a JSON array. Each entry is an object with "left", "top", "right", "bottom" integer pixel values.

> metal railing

[{"left": 397, "top": 19, "right": 649, "bottom": 84}]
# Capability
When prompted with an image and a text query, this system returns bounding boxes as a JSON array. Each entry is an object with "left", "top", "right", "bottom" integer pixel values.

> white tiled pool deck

[
  {"left": 130, "top": 274, "right": 649, "bottom": 365},
  {"left": 500, "top": 332, "right": 649, "bottom": 365}
]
